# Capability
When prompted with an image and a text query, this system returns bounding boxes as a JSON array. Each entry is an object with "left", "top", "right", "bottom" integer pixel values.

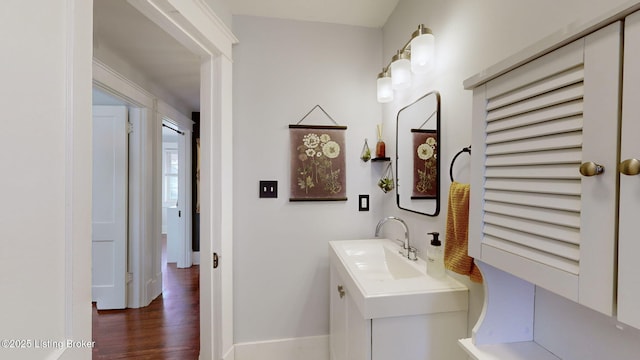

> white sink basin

[
  {"left": 343, "top": 242, "right": 423, "bottom": 280},
  {"left": 330, "top": 238, "right": 468, "bottom": 319}
]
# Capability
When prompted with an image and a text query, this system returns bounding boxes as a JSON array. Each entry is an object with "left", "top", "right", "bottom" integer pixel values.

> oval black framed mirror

[{"left": 395, "top": 91, "right": 440, "bottom": 216}]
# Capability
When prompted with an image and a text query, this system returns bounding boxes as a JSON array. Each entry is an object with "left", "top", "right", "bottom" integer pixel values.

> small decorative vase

[
  {"left": 375, "top": 139, "right": 386, "bottom": 158},
  {"left": 375, "top": 124, "right": 386, "bottom": 158},
  {"left": 360, "top": 139, "right": 371, "bottom": 162}
]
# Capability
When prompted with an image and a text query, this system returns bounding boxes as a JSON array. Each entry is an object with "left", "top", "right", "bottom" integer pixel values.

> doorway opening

[
  {"left": 91, "top": 84, "right": 200, "bottom": 357},
  {"left": 86, "top": 1, "right": 238, "bottom": 358},
  {"left": 162, "top": 119, "right": 195, "bottom": 270}
]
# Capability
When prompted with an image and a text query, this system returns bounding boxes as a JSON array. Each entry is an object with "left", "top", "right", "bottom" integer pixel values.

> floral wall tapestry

[
  {"left": 412, "top": 129, "right": 438, "bottom": 199},
  {"left": 289, "top": 125, "right": 347, "bottom": 201}
]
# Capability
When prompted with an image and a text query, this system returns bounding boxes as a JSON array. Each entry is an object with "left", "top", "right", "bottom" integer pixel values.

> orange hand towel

[{"left": 444, "top": 181, "right": 483, "bottom": 283}]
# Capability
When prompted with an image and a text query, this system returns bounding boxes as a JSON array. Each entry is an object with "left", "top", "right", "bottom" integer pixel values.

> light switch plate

[
  {"left": 359, "top": 194, "right": 369, "bottom": 211},
  {"left": 259, "top": 180, "right": 278, "bottom": 198}
]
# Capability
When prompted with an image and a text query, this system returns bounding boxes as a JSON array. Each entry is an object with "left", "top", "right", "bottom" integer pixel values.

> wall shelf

[
  {"left": 371, "top": 157, "right": 390, "bottom": 162},
  {"left": 459, "top": 339, "right": 560, "bottom": 360}
]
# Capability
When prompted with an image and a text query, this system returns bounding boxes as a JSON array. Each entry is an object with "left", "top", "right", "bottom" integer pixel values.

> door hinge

[
  {"left": 127, "top": 122, "right": 134, "bottom": 134},
  {"left": 126, "top": 272, "right": 133, "bottom": 283},
  {"left": 213, "top": 252, "right": 219, "bottom": 269}
]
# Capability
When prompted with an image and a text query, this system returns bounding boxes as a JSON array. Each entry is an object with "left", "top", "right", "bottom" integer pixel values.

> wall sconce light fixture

[
  {"left": 377, "top": 24, "right": 434, "bottom": 103},
  {"left": 377, "top": 69, "right": 393, "bottom": 103}
]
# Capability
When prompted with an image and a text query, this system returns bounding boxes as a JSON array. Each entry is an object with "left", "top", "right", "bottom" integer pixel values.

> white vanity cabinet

[
  {"left": 328, "top": 239, "right": 468, "bottom": 360},
  {"left": 329, "top": 263, "right": 468, "bottom": 360}
]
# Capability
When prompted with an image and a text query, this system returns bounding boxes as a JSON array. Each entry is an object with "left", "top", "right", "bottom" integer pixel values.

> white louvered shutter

[{"left": 469, "top": 23, "right": 621, "bottom": 316}]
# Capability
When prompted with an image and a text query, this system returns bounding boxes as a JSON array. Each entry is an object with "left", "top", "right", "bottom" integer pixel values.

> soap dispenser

[{"left": 427, "top": 232, "right": 445, "bottom": 278}]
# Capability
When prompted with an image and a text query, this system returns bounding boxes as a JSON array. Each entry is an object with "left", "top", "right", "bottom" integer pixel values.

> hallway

[{"left": 92, "top": 236, "right": 199, "bottom": 359}]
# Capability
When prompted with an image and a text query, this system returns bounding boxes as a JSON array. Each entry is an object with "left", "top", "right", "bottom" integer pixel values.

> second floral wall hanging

[
  {"left": 289, "top": 105, "right": 347, "bottom": 201},
  {"left": 412, "top": 129, "right": 438, "bottom": 198}
]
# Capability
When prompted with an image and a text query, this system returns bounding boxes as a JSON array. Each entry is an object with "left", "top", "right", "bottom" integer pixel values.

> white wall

[
  {"left": 382, "top": 0, "right": 638, "bottom": 352},
  {"left": 1, "top": 0, "right": 68, "bottom": 349},
  {"left": 534, "top": 288, "right": 640, "bottom": 359},
  {"left": 1, "top": 0, "right": 93, "bottom": 358},
  {"left": 232, "top": 16, "right": 384, "bottom": 343},
  {"left": 204, "top": 0, "right": 232, "bottom": 29}
]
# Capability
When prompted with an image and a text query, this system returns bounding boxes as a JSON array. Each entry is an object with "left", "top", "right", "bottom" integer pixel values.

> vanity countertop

[{"left": 329, "top": 239, "right": 468, "bottom": 319}]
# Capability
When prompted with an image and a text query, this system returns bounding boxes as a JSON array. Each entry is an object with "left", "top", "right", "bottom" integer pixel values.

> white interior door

[
  {"left": 92, "top": 105, "right": 128, "bottom": 310},
  {"left": 176, "top": 129, "right": 192, "bottom": 268},
  {"left": 163, "top": 123, "right": 191, "bottom": 268},
  {"left": 167, "top": 206, "right": 183, "bottom": 263},
  {"left": 164, "top": 137, "right": 181, "bottom": 263}
]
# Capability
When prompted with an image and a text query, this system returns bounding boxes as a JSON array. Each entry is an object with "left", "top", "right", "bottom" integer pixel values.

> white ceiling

[
  {"left": 93, "top": 0, "right": 398, "bottom": 113},
  {"left": 93, "top": 0, "right": 201, "bottom": 112}
]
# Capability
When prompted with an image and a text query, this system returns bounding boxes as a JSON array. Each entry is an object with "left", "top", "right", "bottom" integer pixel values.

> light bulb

[
  {"left": 391, "top": 51, "right": 411, "bottom": 90},
  {"left": 377, "top": 71, "right": 393, "bottom": 103},
  {"left": 411, "top": 28, "right": 434, "bottom": 74}
]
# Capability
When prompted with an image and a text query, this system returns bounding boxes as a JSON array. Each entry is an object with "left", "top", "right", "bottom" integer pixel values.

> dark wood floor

[{"left": 92, "top": 239, "right": 199, "bottom": 359}]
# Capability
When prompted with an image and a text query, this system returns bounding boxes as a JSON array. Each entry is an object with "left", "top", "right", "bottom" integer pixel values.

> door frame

[
  {"left": 124, "top": 1, "right": 238, "bottom": 358},
  {"left": 159, "top": 105, "right": 194, "bottom": 269},
  {"left": 65, "top": 0, "right": 236, "bottom": 358},
  {"left": 94, "top": 59, "right": 161, "bottom": 309}
]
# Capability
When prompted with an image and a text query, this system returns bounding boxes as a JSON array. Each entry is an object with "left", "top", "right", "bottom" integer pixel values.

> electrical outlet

[
  {"left": 259, "top": 180, "right": 278, "bottom": 198},
  {"left": 359, "top": 194, "right": 369, "bottom": 211}
]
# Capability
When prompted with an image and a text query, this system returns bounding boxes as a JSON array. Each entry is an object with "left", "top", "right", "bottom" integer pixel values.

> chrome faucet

[{"left": 374, "top": 216, "right": 417, "bottom": 261}]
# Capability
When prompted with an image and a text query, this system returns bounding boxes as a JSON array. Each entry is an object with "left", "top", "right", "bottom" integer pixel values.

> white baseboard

[
  {"left": 192, "top": 251, "right": 200, "bottom": 265},
  {"left": 234, "top": 335, "right": 328, "bottom": 360}
]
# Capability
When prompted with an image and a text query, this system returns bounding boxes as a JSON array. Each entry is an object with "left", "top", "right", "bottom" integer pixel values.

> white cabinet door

[
  {"left": 618, "top": 10, "right": 640, "bottom": 329},
  {"left": 329, "top": 266, "right": 348, "bottom": 360},
  {"left": 470, "top": 22, "right": 621, "bottom": 316},
  {"left": 92, "top": 105, "right": 128, "bottom": 310},
  {"left": 346, "top": 297, "right": 370, "bottom": 360},
  {"left": 330, "top": 265, "right": 371, "bottom": 360}
]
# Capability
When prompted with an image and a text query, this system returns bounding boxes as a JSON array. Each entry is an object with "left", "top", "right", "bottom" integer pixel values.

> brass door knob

[
  {"left": 337, "top": 285, "right": 345, "bottom": 299},
  {"left": 620, "top": 158, "right": 640, "bottom": 176},
  {"left": 580, "top": 162, "right": 605, "bottom": 177}
]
